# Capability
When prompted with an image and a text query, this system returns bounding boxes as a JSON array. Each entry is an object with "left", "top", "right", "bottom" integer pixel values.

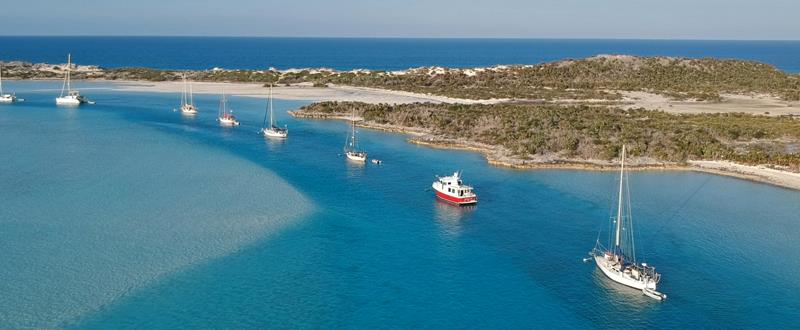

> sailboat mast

[
  {"left": 182, "top": 73, "right": 187, "bottom": 106},
  {"left": 269, "top": 84, "right": 274, "bottom": 127},
  {"left": 219, "top": 90, "right": 225, "bottom": 117},
  {"left": 60, "top": 54, "right": 69, "bottom": 97},
  {"left": 66, "top": 54, "right": 72, "bottom": 94},
  {"left": 351, "top": 109, "right": 357, "bottom": 149},
  {"left": 615, "top": 145, "right": 626, "bottom": 248},
  {"left": 189, "top": 79, "right": 194, "bottom": 106}
]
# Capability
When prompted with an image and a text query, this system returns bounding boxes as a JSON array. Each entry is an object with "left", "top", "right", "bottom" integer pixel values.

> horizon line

[{"left": 1, "top": 35, "right": 799, "bottom": 42}]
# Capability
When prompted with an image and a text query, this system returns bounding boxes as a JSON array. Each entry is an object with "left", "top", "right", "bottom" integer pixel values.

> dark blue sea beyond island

[{"left": 2, "top": 36, "right": 800, "bottom": 71}]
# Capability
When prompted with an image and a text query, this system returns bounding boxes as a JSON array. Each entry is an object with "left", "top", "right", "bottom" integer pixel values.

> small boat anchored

[
  {"left": 344, "top": 109, "right": 367, "bottom": 162},
  {"left": 0, "top": 63, "right": 23, "bottom": 103},
  {"left": 179, "top": 73, "right": 198, "bottom": 115},
  {"left": 217, "top": 91, "right": 240, "bottom": 126},
  {"left": 55, "top": 54, "right": 92, "bottom": 106},
  {"left": 432, "top": 171, "right": 477, "bottom": 205},
  {"left": 589, "top": 145, "right": 666, "bottom": 301},
  {"left": 260, "top": 84, "right": 287, "bottom": 138}
]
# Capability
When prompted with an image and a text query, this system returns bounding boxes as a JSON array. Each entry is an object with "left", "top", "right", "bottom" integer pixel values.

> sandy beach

[
  {"left": 111, "top": 80, "right": 800, "bottom": 115},
  {"left": 688, "top": 160, "right": 800, "bottom": 190},
  {"left": 110, "top": 80, "right": 504, "bottom": 105}
]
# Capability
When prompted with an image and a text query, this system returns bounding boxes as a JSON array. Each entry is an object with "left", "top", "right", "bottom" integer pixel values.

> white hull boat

[
  {"left": 0, "top": 64, "right": 22, "bottom": 103},
  {"left": 179, "top": 73, "right": 198, "bottom": 115},
  {"left": 217, "top": 91, "right": 239, "bottom": 126},
  {"left": 343, "top": 109, "right": 367, "bottom": 162},
  {"left": 260, "top": 85, "right": 287, "bottom": 138},
  {"left": 56, "top": 54, "right": 91, "bottom": 106},
  {"left": 218, "top": 116, "right": 240, "bottom": 126},
  {"left": 432, "top": 172, "right": 477, "bottom": 205},
  {"left": 594, "top": 254, "right": 656, "bottom": 290},
  {"left": 56, "top": 93, "right": 88, "bottom": 105},
  {"left": 0, "top": 94, "right": 20, "bottom": 103},
  {"left": 181, "top": 104, "right": 198, "bottom": 115},
  {"left": 589, "top": 145, "right": 666, "bottom": 301},
  {"left": 345, "top": 151, "right": 367, "bottom": 162},
  {"left": 262, "top": 127, "right": 288, "bottom": 138}
]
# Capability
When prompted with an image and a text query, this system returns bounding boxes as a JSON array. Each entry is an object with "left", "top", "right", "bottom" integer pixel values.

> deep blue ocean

[
  {"left": 2, "top": 37, "right": 800, "bottom": 72},
  {"left": 1, "top": 81, "right": 799, "bottom": 328}
]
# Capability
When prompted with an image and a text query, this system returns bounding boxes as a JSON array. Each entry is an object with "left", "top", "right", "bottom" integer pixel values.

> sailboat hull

[
  {"left": 56, "top": 97, "right": 82, "bottom": 105},
  {"left": 181, "top": 105, "right": 197, "bottom": 115},
  {"left": 594, "top": 255, "right": 656, "bottom": 290},
  {"left": 345, "top": 152, "right": 367, "bottom": 162},
  {"left": 0, "top": 95, "right": 17, "bottom": 103},
  {"left": 218, "top": 118, "right": 240, "bottom": 126},
  {"left": 263, "top": 129, "right": 287, "bottom": 138}
]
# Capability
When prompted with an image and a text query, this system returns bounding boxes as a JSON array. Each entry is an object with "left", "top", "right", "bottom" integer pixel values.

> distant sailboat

[
  {"left": 55, "top": 54, "right": 92, "bottom": 105},
  {"left": 180, "top": 73, "right": 198, "bottom": 114},
  {"left": 589, "top": 145, "right": 666, "bottom": 301},
  {"left": 344, "top": 109, "right": 367, "bottom": 162},
  {"left": 0, "top": 63, "right": 23, "bottom": 103},
  {"left": 216, "top": 90, "right": 240, "bottom": 126},
  {"left": 260, "top": 84, "right": 287, "bottom": 138}
]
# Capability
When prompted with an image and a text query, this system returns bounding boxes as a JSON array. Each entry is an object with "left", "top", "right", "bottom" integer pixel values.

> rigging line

[
  {"left": 646, "top": 173, "right": 713, "bottom": 256},
  {"left": 262, "top": 85, "right": 270, "bottom": 128},
  {"left": 605, "top": 172, "right": 618, "bottom": 249},
  {"left": 625, "top": 168, "right": 636, "bottom": 263}
]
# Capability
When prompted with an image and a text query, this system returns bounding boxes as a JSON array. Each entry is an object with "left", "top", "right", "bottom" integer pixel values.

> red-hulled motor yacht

[{"left": 432, "top": 172, "right": 477, "bottom": 205}]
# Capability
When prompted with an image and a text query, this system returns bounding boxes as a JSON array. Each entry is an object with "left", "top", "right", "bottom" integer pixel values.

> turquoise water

[{"left": 1, "top": 81, "right": 799, "bottom": 328}]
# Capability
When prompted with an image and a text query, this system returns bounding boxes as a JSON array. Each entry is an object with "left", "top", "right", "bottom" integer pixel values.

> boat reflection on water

[
  {"left": 591, "top": 267, "right": 655, "bottom": 309},
  {"left": 344, "top": 155, "right": 366, "bottom": 180},
  {"left": 433, "top": 198, "right": 476, "bottom": 236},
  {"left": 263, "top": 134, "right": 286, "bottom": 152}
]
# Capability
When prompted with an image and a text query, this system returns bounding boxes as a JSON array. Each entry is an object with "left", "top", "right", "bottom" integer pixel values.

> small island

[{"left": 5, "top": 55, "right": 800, "bottom": 188}]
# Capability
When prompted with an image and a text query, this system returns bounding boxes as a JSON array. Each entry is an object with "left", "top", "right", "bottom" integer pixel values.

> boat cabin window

[{"left": 459, "top": 190, "right": 463, "bottom": 196}]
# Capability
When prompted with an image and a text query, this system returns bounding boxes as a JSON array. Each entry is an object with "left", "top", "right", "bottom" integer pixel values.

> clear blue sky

[{"left": 1, "top": 0, "right": 797, "bottom": 40}]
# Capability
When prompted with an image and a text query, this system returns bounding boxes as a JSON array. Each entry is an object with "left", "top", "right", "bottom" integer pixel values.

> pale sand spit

[
  {"left": 622, "top": 91, "right": 800, "bottom": 116},
  {"left": 109, "top": 80, "right": 505, "bottom": 105}
]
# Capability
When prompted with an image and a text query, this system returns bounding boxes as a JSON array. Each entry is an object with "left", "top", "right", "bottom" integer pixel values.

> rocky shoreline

[{"left": 289, "top": 110, "right": 800, "bottom": 190}]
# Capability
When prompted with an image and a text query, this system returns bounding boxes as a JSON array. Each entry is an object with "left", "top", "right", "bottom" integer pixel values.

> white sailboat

[
  {"left": 344, "top": 109, "right": 367, "bottom": 162},
  {"left": 260, "top": 84, "right": 287, "bottom": 138},
  {"left": 0, "top": 64, "right": 23, "bottom": 103},
  {"left": 55, "top": 54, "right": 92, "bottom": 105},
  {"left": 590, "top": 145, "right": 667, "bottom": 301},
  {"left": 180, "top": 73, "right": 198, "bottom": 115},
  {"left": 216, "top": 90, "right": 240, "bottom": 126}
]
